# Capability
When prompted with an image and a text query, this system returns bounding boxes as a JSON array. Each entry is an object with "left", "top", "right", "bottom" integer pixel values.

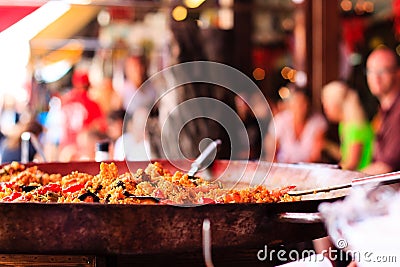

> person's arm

[
  {"left": 264, "top": 132, "right": 278, "bottom": 162},
  {"left": 362, "top": 111, "right": 400, "bottom": 175},
  {"left": 340, "top": 143, "right": 363, "bottom": 170},
  {"left": 309, "top": 129, "right": 326, "bottom": 163},
  {"left": 361, "top": 161, "right": 393, "bottom": 175},
  {"left": 263, "top": 118, "right": 279, "bottom": 162}
]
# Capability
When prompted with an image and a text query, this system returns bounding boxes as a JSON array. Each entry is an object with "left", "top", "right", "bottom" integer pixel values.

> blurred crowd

[
  {"left": 265, "top": 46, "right": 400, "bottom": 176},
  {"left": 0, "top": 18, "right": 399, "bottom": 180},
  {"left": 0, "top": 54, "right": 154, "bottom": 164}
]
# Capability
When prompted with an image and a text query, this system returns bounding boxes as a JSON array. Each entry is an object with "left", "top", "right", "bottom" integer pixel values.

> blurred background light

[
  {"left": 253, "top": 67, "right": 265, "bottom": 80},
  {"left": 278, "top": 86, "right": 291, "bottom": 100},
  {"left": 172, "top": 6, "right": 188, "bottom": 21},
  {"left": 183, "top": 0, "right": 206, "bottom": 9}
]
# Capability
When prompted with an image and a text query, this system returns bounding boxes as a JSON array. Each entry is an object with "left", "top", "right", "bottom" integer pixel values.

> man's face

[{"left": 366, "top": 50, "right": 398, "bottom": 98}]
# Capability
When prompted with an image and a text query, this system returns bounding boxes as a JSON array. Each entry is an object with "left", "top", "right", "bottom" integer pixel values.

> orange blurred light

[
  {"left": 281, "top": 18, "right": 294, "bottom": 31},
  {"left": 354, "top": 2, "right": 364, "bottom": 15},
  {"left": 253, "top": 67, "right": 265, "bottom": 80},
  {"left": 278, "top": 86, "right": 291, "bottom": 100},
  {"left": 281, "top": 66, "right": 291, "bottom": 79},
  {"left": 286, "top": 68, "right": 297, "bottom": 82},
  {"left": 340, "top": 0, "right": 352, "bottom": 12},
  {"left": 363, "top": 1, "right": 374, "bottom": 13}
]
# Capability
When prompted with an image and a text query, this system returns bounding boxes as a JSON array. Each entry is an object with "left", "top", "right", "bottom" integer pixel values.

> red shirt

[{"left": 60, "top": 88, "right": 106, "bottom": 147}]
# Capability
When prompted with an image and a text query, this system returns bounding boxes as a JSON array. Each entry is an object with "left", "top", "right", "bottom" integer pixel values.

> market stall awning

[
  {"left": 29, "top": 4, "right": 101, "bottom": 64},
  {"left": 0, "top": 5, "right": 41, "bottom": 32}
]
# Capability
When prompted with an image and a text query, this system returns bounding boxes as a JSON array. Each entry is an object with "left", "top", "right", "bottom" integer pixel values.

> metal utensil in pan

[
  {"left": 280, "top": 171, "right": 400, "bottom": 223},
  {"left": 187, "top": 139, "right": 221, "bottom": 178},
  {"left": 287, "top": 171, "right": 400, "bottom": 196}
]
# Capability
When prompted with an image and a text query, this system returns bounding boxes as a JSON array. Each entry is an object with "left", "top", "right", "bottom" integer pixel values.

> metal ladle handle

[
  {"left": 188, "top": 139, "right": 221, "bottom": 177},
  {"left": 288, "top": 171, "right": 400, "bottom": 197},
  {"left": 278, "top": 212, "right": 322, "bottom": 224},
  {"left": 202, "top": 218, "right": 214, "bottom": 267},
  {"left": 281, "top": 172, "right": 400, "bottom": 223}
]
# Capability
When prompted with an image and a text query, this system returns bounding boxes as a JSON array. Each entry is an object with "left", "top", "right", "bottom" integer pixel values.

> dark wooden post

[
  {"left": 233, "top": 0, "right": 253, "bottom": 77},
  {"left": 294, "top": 0, "right": 340, "bottom": 111},
  {"left": 311, "top": 0, "right": 340, "bottom": 110}
]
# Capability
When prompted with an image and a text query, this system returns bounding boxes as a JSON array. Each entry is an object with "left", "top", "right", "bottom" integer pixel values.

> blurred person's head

[
  {"left": 72, "top": 70, "right": 90, "bottom": 90},
  {"left": 4, "top": 118, "right": 43, "bottom": 150},
  {"left": 287, "top": 86, "right": 312, "bottom": 122},
  {"left": 366, "top": 47, "right": 399, "bottom": 100},
  {"left": 126, "top": 107, "right": 148, "bottom": 142},
  {"left": 107, "top": 109, "right": 126, "bottom": 141},
  {"left": 124, "top": 55, "right": 147, "bottom": 88},
  {"left": 321, "top": 81, "right": 348, "bottom": 123},
  {"left": 322, "top": 80, "right": 368, "bottom": 125}
]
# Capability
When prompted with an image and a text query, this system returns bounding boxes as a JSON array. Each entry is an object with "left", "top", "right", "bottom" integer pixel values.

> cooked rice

[{"left": 0, "top": 162, "right": 299, "bottom": 204}]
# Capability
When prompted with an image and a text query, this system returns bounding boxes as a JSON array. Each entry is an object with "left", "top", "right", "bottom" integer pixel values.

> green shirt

[{"left": 339, "top": 122, "right": 374, "bottom": 170}]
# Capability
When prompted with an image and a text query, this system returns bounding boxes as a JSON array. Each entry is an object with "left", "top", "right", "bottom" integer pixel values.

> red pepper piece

[
  {"left": 37, "top": 183, "right": 61, "bottom": 195},
  {"left": 2, "top": 192, "right": 22, "bottom": 201},
  {"left": 62, "top": 183, "right": 84, "bottom": 194},
  {"left": 0, "top": 182, "right": 17, "bottom": 192}
]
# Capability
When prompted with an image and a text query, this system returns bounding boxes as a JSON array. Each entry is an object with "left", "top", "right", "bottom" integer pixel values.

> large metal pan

[{"left": 0, "top": 160, "right": 365, "bottom": 255}]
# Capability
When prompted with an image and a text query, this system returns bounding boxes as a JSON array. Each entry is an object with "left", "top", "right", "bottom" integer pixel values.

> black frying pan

[{"left": 0, "top": 160, "right": 365, "bottom": 255}]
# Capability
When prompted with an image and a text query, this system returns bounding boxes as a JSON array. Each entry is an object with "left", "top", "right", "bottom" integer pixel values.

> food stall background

[
  {"left": 0, "top": 1, "right": 398, "bottom": 266},
  {"left": 0, "top": 0, "right": 397, "bottom": 162}
]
